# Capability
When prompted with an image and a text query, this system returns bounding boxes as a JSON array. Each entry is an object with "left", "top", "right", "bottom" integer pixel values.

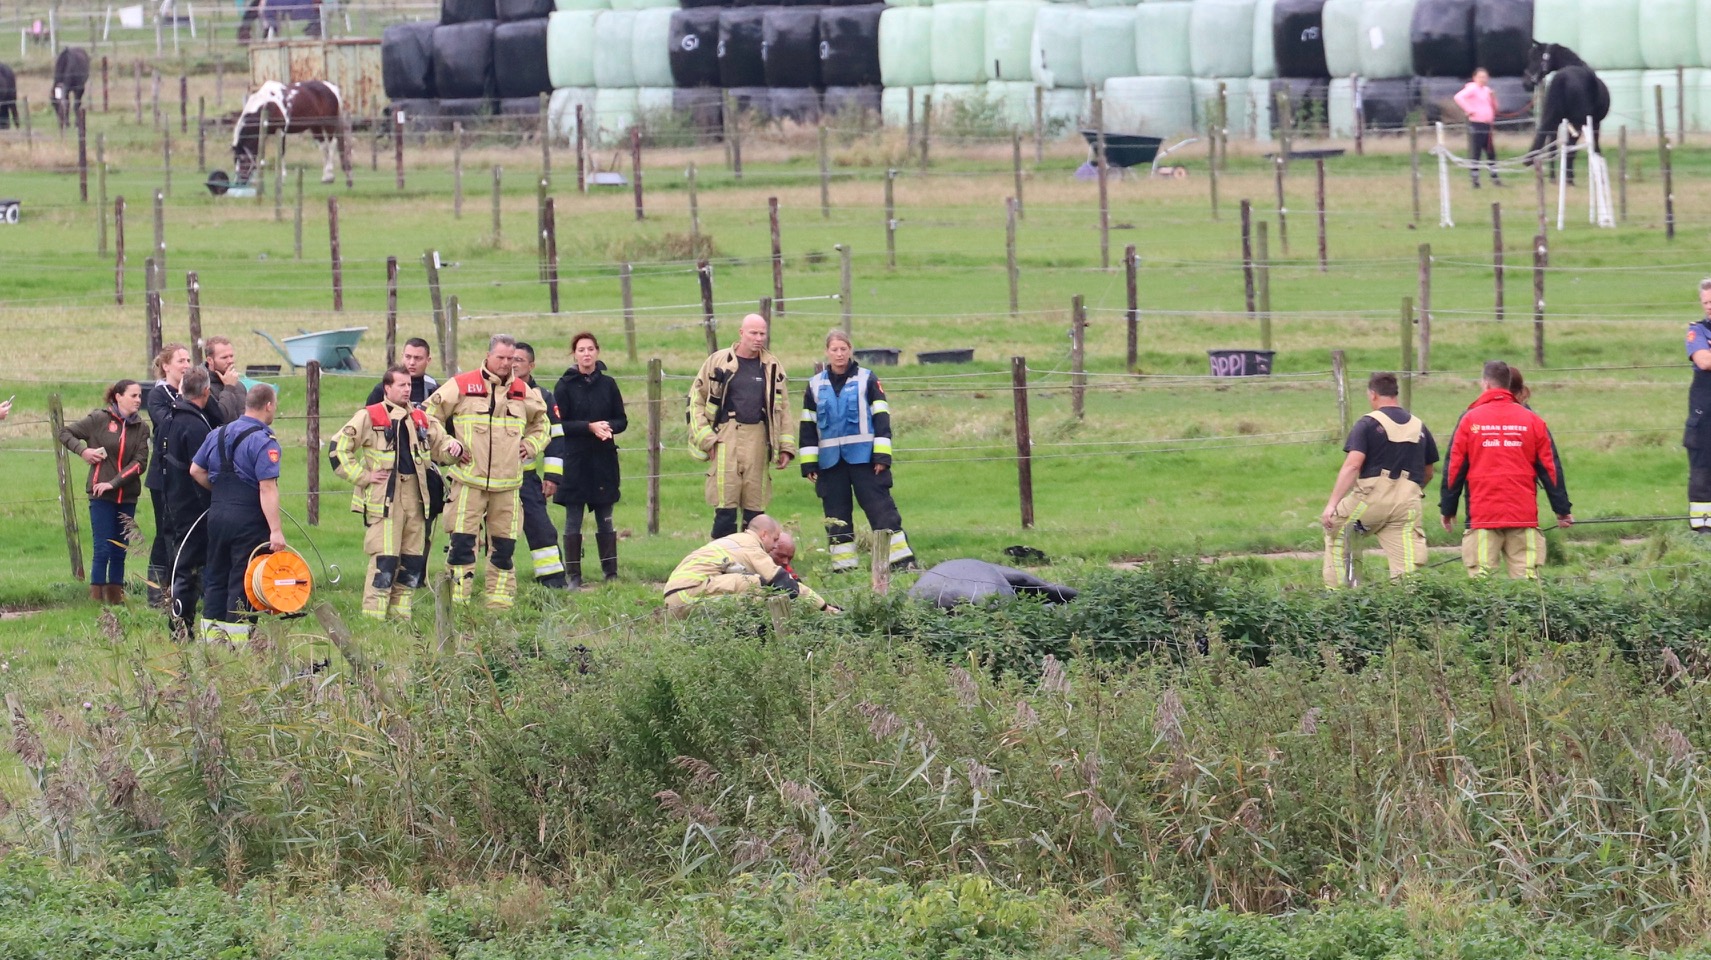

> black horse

[
  {"left": 51, "top": 46, "right": 90, "bottom": 130},
  {"left": 1522, "top": 41, "right": 1609, "bottom": 185},
  {"left": 0, "top": 63, "right": 17, "bottom": 129}
]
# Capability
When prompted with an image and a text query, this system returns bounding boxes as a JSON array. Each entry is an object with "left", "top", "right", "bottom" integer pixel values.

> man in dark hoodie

[{"left": 161, "top": 367, "right": 217, "bottom": 637}]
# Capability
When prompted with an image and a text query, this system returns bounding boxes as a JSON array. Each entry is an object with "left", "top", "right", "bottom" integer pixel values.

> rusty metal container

[{"left": 247, "top": 39, "right": 385, "bottom": 119}]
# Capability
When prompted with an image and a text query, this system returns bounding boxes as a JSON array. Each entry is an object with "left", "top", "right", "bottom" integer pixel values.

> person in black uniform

[
  {"left": 190, "top": 383, "right": 288, "bottom": 643},
  {"left": 144, "top": 342, "right": 194, "bottom": 607},
  {"left": 365, "top": 337, "right": 440, "bottom": 407},
  {"left": 1685, "top": 280, "right": 1711, "bottom": 532},
  {"left": 161, "top": 367, "right": 217, "bottom": 639},
  {"left": 511, "top": 342, "right": 569, "bottom": 589}
]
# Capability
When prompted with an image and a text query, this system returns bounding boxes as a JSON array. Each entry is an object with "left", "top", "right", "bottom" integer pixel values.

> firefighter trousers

[
  {"left": 518, "top": 471, "right": 565, "bottom": 583},
  {"left": 1322, "top": 475, "right": 1427, "bottom": 588},
  {"left": 360, "top": 472, "right": 427, "bottom": 621},
  {"left": 816, "top": 461, "right": 913, "bottom": 572},
  {"left": 444, "top": 481, "right": 521, "bottom": 608},
  {"left": 706, "top": 421, "right": 773, "bottom": 512},
  {"left": 664, "top": 573, "right": 759, "bottom": 617},
  {"left": 1460, "top": 527, "right": 1544, "bottom": 579}
]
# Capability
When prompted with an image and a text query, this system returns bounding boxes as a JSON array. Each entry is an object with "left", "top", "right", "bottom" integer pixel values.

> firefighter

[
  {"left": 1319, "top": 371, "right": 1439, "bottom": 588},
  {"left": 422, "top": 334, "right": 550, "bottom": 608},
  {"left": 330, "top": 365, "right": 451, "bottom": 621},
  {"left": 366, "top": 337, "right": 439, "bottom": 407},
  {"left": 799, "top": 330, "right": 916, "bottom": 573},
  {"left": 1685, "top": 279, "right": 1711, "bottom": 531},
  {"left": 510, "top": 342, "right": 569, "bottom": 590},
  {"left": 161, "top": 367, "right": 216, "bottom": 637},
  {"left": 189, "top": 383, "right": 287, "bottom": 642},
  {"left": 687, "top": 314, "right": 796, "bottom": 539},
  {"left": 1439, "top": 360, "right": 1574, "bottom": 578},
  {"left": 662, "top": 514, "right": 839, "bottom": 615}
]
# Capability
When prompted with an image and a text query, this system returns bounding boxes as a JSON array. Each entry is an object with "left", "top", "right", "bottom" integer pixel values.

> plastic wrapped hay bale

[
  {"left": 493, "top": 19, "right": 552, "bottom": 99},
  {"left": 668, "top": 8, "right": 722, "bottom": 87},
  {"left": 719, "top": 8, "right": 769, "bottom": 88},
  {"left": 383, "top": 21, "right": 436, "bottom": 100},
  {"left": 1189, "top": 0, "right": 1255, "bottom": 78},
  {"left": 497, "top": 0, "right": 554, "bottom": 20},
  {"left": 629, "top": 7, "right": 674, "bottom": 88},
  {"left": 820, "top": 5, "right": 885, "bottom": 88},
  {"left": 1251, "top": 0, "right": 1277, "bottom": 78},
  {"left": 1576, "top": 0, "right": 1640, "bottom": 70},
  {"left": 1640, "top": 0, "right": 1697, "bottom": 70},
  {"left": 1357, "top": 0, "right": 1417, "bottom": 79},
  {"left": 1080, "top": 7, "right": 1138, "bottom": 85},
  {"left": 986, "top": 0, "right": 1045, "bottom": 82},
  {"left": 1473, "top": 0, "right": 1533, "bottom": 77},
  {"left": 1133, "top": 2, "right": 1192, "bottom": 76},
  {"left": 764, "top": 7, "right": 823, "bottom": 87},
  {"left": 1030, "top": 3, "right": 1085, "bottom": 87},
  {"left": 1326, "top": 74, "right": 1356, "bottom": 134},
  {"left": 1319, "top": 0, "right": 1361, "bottom": 77},
  {"left": 881, "top": 83, "right": 928, "bottom": 123},
  {"left": 548, "top": 85, "right": 595, "bottom": 142},
  {"left": 1530, "top": 0, "right": 1576, "bottom": 53},
  {"left": 592, "top": 10, "right": 637, "bottom": 88},
  {"left": 1102, "top": 74, "right": 1194, "bottom": 136},
  {"left": 1410, "top": 0, "right": 1476, "bottom": 78},
  {"left": 931, "top": 3, "right": 989, "bottom": 83},
  {"left": 433, "top": 21, "right": 497, "bottom": 99},
  {"left": 1273, "top": 0, "right": 1329, "bottom": 78},
  {"left": 555, "top": 0, "right": 610, "bottom": 9},
  {"left": 879, "top": 6, "right": 934, "bottom": 87},
  {"left": 442, "top": 0, "right": 497, "bottom": 26},
  {"left": 592, "top": 86, "right": 639, "bottom": 143},
  {"left": 824, "top": 85, "right": 883, "bottom": 115},
  {"left": 549, "top": 10, "right": 599, "bottom": 87},
  {"left": 1192, "top": 76, "right": 1272, "bottom": 137},
  {"left": 985, "top": 79, "right": 1040, "bottom": 126}
]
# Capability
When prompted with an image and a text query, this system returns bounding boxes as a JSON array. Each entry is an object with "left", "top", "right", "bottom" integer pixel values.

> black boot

[
  {"left": 711, "top": 508, "right": 739, "bottom": 539},
  {"left": 563, "top": 533, "right": 584, "bottom": 590},
  {"left": 146, "top": 564, "right": 167, "bottom": 609},
  {"left": 596, "top": 531, "right": 619, "bottom": 581}
]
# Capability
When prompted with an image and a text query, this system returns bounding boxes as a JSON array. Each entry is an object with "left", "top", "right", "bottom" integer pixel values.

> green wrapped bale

[
  {"left": 631, "top": 8, "right": 674, "bottom": 88},
  {"left": 1030, "top": 4, "right": 1085, "bottom": 87},
  {"left": 1102, "top": 74, "right": 1195, "bottom": 136},
  {"left": 1189, "top": 0, "right": 1256, "bottom": 78},
  {"left": 1080, "top": 7, "right": 1138, "bottom": 84},
  {"left": 1326, "top": 75, "right": 1356, "bottom": 134},
  {"left": 553, "top": 0, "right": 609, "bottom": 9},
  {"left": 881, "top": 83, "right": 928, "bottom": 124},
  {"left": 548, "top": 10, "right": 598, "bottom": 88},
  {"left": 1640, "top": 0, "right": 1696, "bottom": 69},
  {"left": 1193, "top": 76, "right": 1273, "bottom": 137},
  {"left": 986, "top": 79, "right": 1040, "bottom": 125},
  {"left": 1251, "top": 0, "right": 1277, "bottom": 78},
  {"left": 592, "top": 10, "right": 637, "bottom": 88},
  {"left": 1134, "top": 2, "right": 1192, "bottom": 75},
  {"left": 1530, "top": 0, "right": 1577, "bottom": 52},
  {"left": 1357, "top": 0, "right": 1418, "bottom": 79},
  {"left": 1577, "top": 0, "right": 1641, "bottom": 70},
  {"left": 931, "top": 3, "right": 990, "bottom": 83},
  {"left": 879, "top": 6, "right": 935, "bottom": 87},
  {"left": 986, "top": 0, "right": 1045, "bottom": 82},
  {"left": 1321, "top": 0, "right": 1362, "bottom": 76},
  {"left": 592, "top": 86, "right": 638, "bottom": 143},
  {"left": 547, "top": 85, "right": 595, "bottom": 142},
  {"left": 1598, "top": 69, "right": 1647, "bottom": 131}
]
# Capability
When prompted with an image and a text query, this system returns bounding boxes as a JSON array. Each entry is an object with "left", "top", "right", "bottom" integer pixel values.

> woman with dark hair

[
  {"left": 548, "top": 332, "right": 627, "bottom": 587},
  {"left": 144, "top": 342, "right": 192, "bottom": 606},
  {"left": 59, "top": 379, "right": 150, "bottom": 604}
]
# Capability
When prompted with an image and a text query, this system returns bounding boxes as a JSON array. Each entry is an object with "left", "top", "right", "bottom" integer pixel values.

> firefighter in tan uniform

[
  {"left": 422, "top": 335, "right": 551, "bottom": 608},
  {"left": 330, "top": 365, "right": 451, "bottom": 621},
  {"left": 687, "top": 314, "right": 796, "bottom": 539},
  {"left": 1319, "top": 371, "right": 1440, "bottom": 587},
  {"left": 662, "top": 515, "right": 838, "bottom": 615}
]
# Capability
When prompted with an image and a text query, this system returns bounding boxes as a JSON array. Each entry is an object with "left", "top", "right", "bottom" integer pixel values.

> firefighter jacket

[
  {"left": 329, "top": 399, "right": 451, "bottom": 521},
  {"left": 1439, "top": 388, "right": 1572, "bottom": 529},
  {"left": 59, "top": 405, "right": 150, "bottom": 504},
  {"left": 799, "top": 362, "right": 893, "bottom": 473},
  {"left": 686, "top": 346, "right": 795, "bottom": 462},
  {"left": 663, "top": 531, "right": 831, "bottom": 610},
  {"left": 423, "top": 367, "right": 550, "bottom": 492}
]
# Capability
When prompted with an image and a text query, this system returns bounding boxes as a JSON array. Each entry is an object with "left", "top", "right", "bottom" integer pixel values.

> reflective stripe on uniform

[
  {"left": 829, "top": 541, "right": 858, "bottom": 571},
  {"left": 531, "top": 545, "right": 565, "bottom": 577},
  {"left": 888, "top": 530, "right": 913, "bottom": 562},
  {"left": 873, "top": 437, "right": 893, "bottom": 456},
  {"left": 1691, "top": 502, "right": 1711, "bottom": 529}
]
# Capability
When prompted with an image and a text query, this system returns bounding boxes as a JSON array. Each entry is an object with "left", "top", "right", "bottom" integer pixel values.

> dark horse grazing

[
  {"left": 233, "top": 79, "right": 345, "bottom": 185},
  {"left": 1522, "top": 41, "right": 1609, "bottom": 186},
  {"left": 0, "top": 63, "right": 17, "bottom": 129},
  {"left": 51, "top": 46, "right": 90, "bottom": 130}
]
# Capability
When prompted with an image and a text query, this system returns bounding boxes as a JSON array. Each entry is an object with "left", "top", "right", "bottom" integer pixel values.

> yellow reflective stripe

[
  {"left": 550, "top": 424, "right": 565, "bottom": 438},
  {"left": 872, "top": 437, "right": 893, "bottom": 455},
  {"left": 871, "top": 400, "right": 890, "bottom": 414}
]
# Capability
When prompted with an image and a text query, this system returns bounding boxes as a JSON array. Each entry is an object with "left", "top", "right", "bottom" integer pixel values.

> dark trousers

[
  {"left": 518, "top": 472, "right": 562, "bottom": 579},
  {"left": 148, "top": 487, "right": 175, "bottom": 576},
  {"left": 564, "top": 501, "right": 616, "bottom": 535},
  {"left": 89, "top": 499, "right": 138, "bottom": 585},
  {"left": 816, "top": 461, "right": 904, "bottom": 545},
  {"left": 169, "top": 520, "right": 209, "bottom": 625},
  {"left": 203, "top": 503, "right": 270, "bottom": 624},
  {"left": 1468, "top": 123, "right": 1498, "bottom": 182}
]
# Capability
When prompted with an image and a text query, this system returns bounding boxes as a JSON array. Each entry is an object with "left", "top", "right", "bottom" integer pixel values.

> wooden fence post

[
  {"left": 385, "top": 257, "right": 398, "bottom": 366},
  {"left": 1492, "top": 202, "right": 1504, "bottom": 321},
  {"left": 77, "top": 106, "right": 88, "bottom": 202},
  {"left": 294, "top": 167, "right": 304, "bottom": 259},
  {"left": 646, "top": 358, "right": 662, "bottom": 535},
  {"left": 1533, "top": 233, "right": 1548, "bottom": 367},
  {"left": 769, "top": 196, "right": 784, "bottom": 317},
  {"left": 101, "top": 55, "right": 109, "bottom": 114},
  {"left": 818, "top": 122, "right": 831, "bottom": 219},
  {"left": 1093, "top": 89, "right": 1109, "bottom": 269},
  {"left": 1005, "top": 198, "right": 1019, "bottom": 316},
  {"left": 1273, "top": 155, "right": 1289, "bottom": 255},
  {"left": 1240, "top": 199, "right": 1255, "bottom": 315},
  {"left": 425, "top": 250, "right": 448, "bottom": 376},
  {"left": 393, "top": 107, "right": 405, "bottom": 190},
  {"left": 490, "top": 165, "right": 503, "bottom": 246},
  {"left": 1012, "top": 127, "right": 1025, "bottom": 220},
  {"left": 1011, "top": 356, "right": 1033, "bottom": 529},
  {"left": 152, "top": 189, "right": 165, "bottom": 275},
  {"left": 540, "top": 90, "right": 551, "bottom": 180},
  {"left": 327, "top": 197, "right": 343, "bottom": 312},
  {"left": 196, "top": 98, "right": 206, "bottom": 172},
  {"left": 621, "top": 262, "right": 637, "bottom": 362},
  {"left": 1399, "top": 297, "right": 1414, "bottom": 410},
  {"left": 575, "top": 104, "right": 586, "bottom": 194},
  {"left": 1207, "top": 112, "right": 1220, "bottom": 220},
  {"left": 453, "top": 121, "right": 464, "bottom": 218},
  {"left": 1409, "top": 124, "right": 1421, "bottom": 226},
  {"left": 919, "top": 92, "right": 932, "bottom": 170},
  {"left": 1256, "top": 222, "right": 1272, "bottom": 350},
  {"left": 698, "top": 260, "right": 719, "bottom": 353},
  {"left": 631, "top": 127, "right": 644, "bottom": 221},
  {"left": 884, "top": 168, "right": 897, "bottom": 271},
  {"left": 1657, "top": 86, "right": 1675, "bottom": 241},
  {"left": 1124, "top": 245, "right": 1139, "bottom": 371},
  {"left": 1070, "top": 295, "right": 1086, "bottom": 420},
  {"left": 838, "top": 243, "right": 853, "bottom": 338},
  {"left": 1618, "top": 125, "right": 1628, "bottom": 222},
  {"left": 187, "top": 271, "right": 202, "bottom": 365},
  {"left": 1315, "top": 157, "right": 1328, "bottom": 273},
  {"left": 97, "top": 134, "right": 108, "bottom": 255},
  {"left": 1417, "top": 243, "right": 1431, "bottom": 374},
  {"left": 133, "top": 59, "right": 142, "bottom": 125},
  {"left": 687, "top": 162, "right": 700, "bottom": 245},
  {"left": 544, "top": 196, "right": 560, "bottom": 313},
  {"left": 870, "top": 529, "right": 891, "bottom": 596},
  {"left": 1331, "top": 349, "right": 1350, "bottom": 439},
  {"left": 144, "top": 261, "right": 162, "bottom": 376},
  {"left": 306, "top": 361, "right": 321, "bottom": 525},
  {"left": 179, "top": 73, "right": 187, "bottom": 133},
  {"left": 48, "top": 394, "right": 86, "bottom": 581},
  {"left": 114, "top": 196, "right": 125, "bottom": 304},
  {"left": 445, "top": 297, "right": 460, "bottom": 377}
]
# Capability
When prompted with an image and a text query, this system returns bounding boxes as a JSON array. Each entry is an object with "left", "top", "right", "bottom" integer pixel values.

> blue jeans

[{"left": 89, "top": 499, "right": 138, "bottom": 586}]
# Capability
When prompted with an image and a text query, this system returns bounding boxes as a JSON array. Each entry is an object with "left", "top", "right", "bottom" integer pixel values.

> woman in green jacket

[{"left": 58, "top": 379, "right": 150, "bottom": 604}]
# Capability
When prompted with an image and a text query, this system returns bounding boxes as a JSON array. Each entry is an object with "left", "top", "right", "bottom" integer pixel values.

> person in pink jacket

[{"left": 1454, "top": 68, "right": 1502, "bottom": 188}]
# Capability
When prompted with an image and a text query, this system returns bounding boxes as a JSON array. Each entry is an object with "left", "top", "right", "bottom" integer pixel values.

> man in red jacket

[{"left": 1439, "top": 361, "right": 1573, "bottom": 578}]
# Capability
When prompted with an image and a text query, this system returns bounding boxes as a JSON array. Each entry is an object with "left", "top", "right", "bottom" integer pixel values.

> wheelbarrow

[
  {"left": 253, "top": 326, "right": 368, "bottom": 373},
  {"left": 1078, "top": 131, "right": 1200, "bottom": 178}
]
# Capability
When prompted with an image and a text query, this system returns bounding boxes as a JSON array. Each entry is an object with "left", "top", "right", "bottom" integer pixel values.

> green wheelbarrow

[{"left": 253, "top": 326, "right": 368, "bottom": 373}]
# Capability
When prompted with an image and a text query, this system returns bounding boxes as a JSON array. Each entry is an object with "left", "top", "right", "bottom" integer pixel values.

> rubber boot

[
  {"left": 596, "top": 531, "right": 619, "bottom": 581},
  {"left": 89, "top": 584, "right": 105, "bottom": 603},
  {"left": 711, "top": 508, "right": 740, "bottom": 539},
  {"left": 563, "top": 534, "right": 584, "bottom": 590},
  {"left": 106, "top": 584, "right": 127, "bottom": 605},
  {"left": 145, "top": 565, "right": 167, "bottom": 609}
]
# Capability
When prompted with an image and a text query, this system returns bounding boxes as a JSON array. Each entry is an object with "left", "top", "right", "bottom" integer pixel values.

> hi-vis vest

[
  {"left": 805, "top": 368, "right": 875, "bottom": 468},
  {"left": 1360, "top": 410, "right": 1426, "bottom": 483}
]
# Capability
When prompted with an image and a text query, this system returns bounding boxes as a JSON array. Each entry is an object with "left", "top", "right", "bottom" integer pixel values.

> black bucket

[
  {"left": 854, "top": 346, "right": 899, "bottom": 366},
  {"left": 918, "top": 348, "right": 974, "bottom": 364}
]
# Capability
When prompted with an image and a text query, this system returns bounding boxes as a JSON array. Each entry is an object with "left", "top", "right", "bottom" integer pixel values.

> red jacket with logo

[{"left": 1438, "top": 388, "right": 1572, "bottom": 529}]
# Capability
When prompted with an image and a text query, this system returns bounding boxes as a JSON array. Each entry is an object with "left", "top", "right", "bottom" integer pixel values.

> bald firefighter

[
  {"left": 330, "top": 365, "right": 451, "bottom": 621},
  {"left": 423, "top": 335, "right": 551, "bottom": 608},
  {"left": 1319, "top": 371, "right": 1440, "bottom": 587},
  {"left": 662, "top": 515, "right": 839, "bottom": 615},
  {"left": 687, "top": 314, "right": 796, "bottom": 539}
]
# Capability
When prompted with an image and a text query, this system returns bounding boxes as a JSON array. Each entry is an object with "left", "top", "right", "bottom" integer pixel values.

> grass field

[{"left": 8, "top": 82, "right": 1711, "bottom": 953}]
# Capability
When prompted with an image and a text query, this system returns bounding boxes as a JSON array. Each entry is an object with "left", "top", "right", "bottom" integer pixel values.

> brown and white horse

[{"left": 233, "top": 79, "right": 344, "bottom": 185}]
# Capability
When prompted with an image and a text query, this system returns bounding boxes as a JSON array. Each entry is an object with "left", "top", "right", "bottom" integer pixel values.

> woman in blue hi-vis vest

[{"left": 797, "top": 330, "right": 916, "bottom": 573}]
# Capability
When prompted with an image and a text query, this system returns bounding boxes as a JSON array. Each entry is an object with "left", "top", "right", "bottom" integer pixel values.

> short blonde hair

[{"left": 825, "top": 329, "right": 852, "bottom": 348}]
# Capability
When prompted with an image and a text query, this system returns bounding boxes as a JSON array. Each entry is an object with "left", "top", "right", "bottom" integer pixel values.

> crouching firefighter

[
  {"left": 662, "top": 514, "right": 839, "bottom": 616},
  {"left": 423, "top": 335, "right": 550, "bottom": 608},
  {"left": 330, "top": 365, "right": 450, "bottom": 621}
]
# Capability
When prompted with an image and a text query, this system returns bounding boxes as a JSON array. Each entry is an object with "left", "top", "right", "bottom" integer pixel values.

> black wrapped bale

[
  {"left": 1273, "top": 0, "right": 1328, "bottom": 79},
  {"left": 769, "top": 86, "right": 822, "bottom": 122},
  {"left": 1475, "top": 0, "right": 1533, "bottom": 77},
  {"left": 670, "top": 8, "right": 723, "bottom": 88},
  {"left": 1360, "top": 77, "right": 1414, "bottom": 128},
  {"left": 763, "top": 7, "right": 822, "bottom": 88},
  {"left": 390, "top": 98, "right": 440, "bottom": 135},
  {"left": 493, "top": 19, "right": 551, "bottom": 98},
  {"left": 718, "top": 8, "right": 769, "bottom": 88},
  {"left": 1414, "top": 75, "right": 1462, "bottom": 121},
  {"left": 673, "top": 87, "right": 725, "bottom": 137},
  {"left": 499, "top": 96, "right": 545, "bottom": 115},
  {"left": 1410, "top": 0, "right": 1477, "bottom": 78},
  {"left": 495, "top": 0, "right": 552, "bottom": 21},
  {"left": 1490, "top": 75, "right": 1533, "bottom": 128},
  {"left": 727, "top": 86, "right": 772, "bottom": 117},
  {"left": 433, "top": 20, "right": 497, "bottom": 99},
  {"left": 823, "top": 84, "right": 880, "bottom": 115},
  {"left": 438, "top": 97, "right": 494, "bottom": 122},
  {"left": 441, "top": 0, "right": 496, "bottom": 26},
  {"left": 819, "top": 5, "right": 883, "bottom": 88},
  {"left": 681, "top": 0, "right": 723, "bottom": 8},
  {"left": 1269, "top": 77, "right": 1329, "bottom": 132},
  {"left": 383, "top": 21, "right": 436, "bottom": 100}
]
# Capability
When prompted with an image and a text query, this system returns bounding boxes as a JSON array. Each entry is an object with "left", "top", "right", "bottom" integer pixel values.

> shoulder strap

[
  {"left": 366, "top": 403, "right": 390, "bottom": 429},
  {"left": 218, "top": 423, "right": 268, "bottom": 473},
  {"left": 410, "top": 409, "right": 429, "bottom": 430},
  {"left": 508, "top": 378, "right": 529, "bottom": 400}
]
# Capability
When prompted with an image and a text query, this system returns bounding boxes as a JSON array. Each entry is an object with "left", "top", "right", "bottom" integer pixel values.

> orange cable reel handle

[{"left": 243, "top": 543, "right": 315, "bottom": 615}]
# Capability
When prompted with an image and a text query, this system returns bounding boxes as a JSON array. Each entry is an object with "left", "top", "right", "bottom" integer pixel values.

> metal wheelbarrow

[
  {"left": 1078, "top": 131, "right": 1200, "bottom": 178},
  {"left": 253, "top": 326, "right": 368, "bottom": 373}
]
